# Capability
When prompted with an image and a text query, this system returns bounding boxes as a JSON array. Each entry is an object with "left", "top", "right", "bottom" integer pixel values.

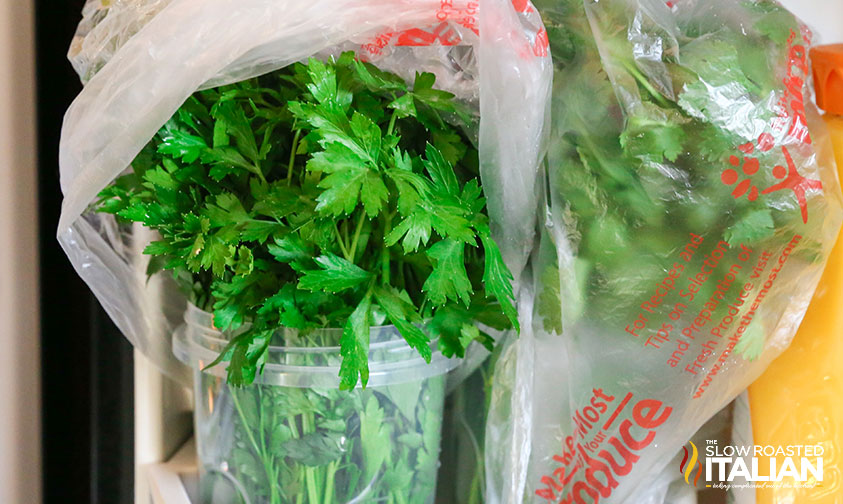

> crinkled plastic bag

[
  {"left": 487, "top": 0, "right": 842, "bottom": 502},
  {"left": 58, "top": 0, "right": 552, "bottom": 380}
]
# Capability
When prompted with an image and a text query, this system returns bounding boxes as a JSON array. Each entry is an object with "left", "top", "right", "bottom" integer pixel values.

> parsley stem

[
  {"left": 386, "top": 110, "right": 398, "bottom": 137},
  {"left": 286, "top": 416, "right": 308, "bottom": 504},
  {"left": 581, "top": 133, "right": 618, "bottom": 182},
  {"left": 621, "top": 59, "right": 671, "bottom": 108},
  {"left": 257, "top": 387, "right": 282, "bottom": 504},
  {"left": 287, "top": 129, "right": 302, "bottom": 186},
  {"left": 323, "top": 460, "right": 337, "bottom": 504},
  {"left": 230, "top": 386, "right": 281, "bottom": 503},
  {"left": 382, "top": 250, "right": 391, "bottom": 285},
  {"left": 334, "top": 224, "right": 352, "bottom": 261},
  {"left": 343, "top": 219, "right": 350, "bottom": 249},
  {"left": 230, "top": 387, "right": 263, "bottom": 456},
  {"left": 349, "top": 212, "right": 367, "bottom": 263},
  {"left": 468, "top": 469, "right": 481, "bottom": 504},
  {"left": 306, "top": 467, "right": 320, "bottom": 502},
  {"left": 253, "top": 165, "right": 268, "bottom": 185},
  {"left": 397, "top": 259, "right": 405, "bottom": 289},
  {"left": 302, "top": 413, "right": 321, "bottom": 503},
  {"left": 381, "top": 213, "right": 393, "bottom": 285}
]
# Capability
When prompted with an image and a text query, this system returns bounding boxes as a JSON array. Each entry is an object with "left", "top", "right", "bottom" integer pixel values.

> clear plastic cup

[{"left": 173, "top": 304, "right": 458, "bottom": 504}]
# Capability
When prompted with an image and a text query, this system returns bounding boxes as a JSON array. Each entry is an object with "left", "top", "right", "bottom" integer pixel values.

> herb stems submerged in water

[{"left": 196, "top": 358, "right": 447, "bottom": 503}]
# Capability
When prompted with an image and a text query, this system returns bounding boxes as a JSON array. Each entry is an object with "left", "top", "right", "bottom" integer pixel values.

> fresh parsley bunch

[{"left": 96, "top": 53, "right": 517, "bottom": 387}]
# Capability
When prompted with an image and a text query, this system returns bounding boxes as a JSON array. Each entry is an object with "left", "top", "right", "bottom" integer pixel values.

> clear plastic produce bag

[
  {"left": 58, "top": 0, "right": 552, "bottom": 380},
  {"left": 486, "top": 0, "right": 843, "bottom": 502}
]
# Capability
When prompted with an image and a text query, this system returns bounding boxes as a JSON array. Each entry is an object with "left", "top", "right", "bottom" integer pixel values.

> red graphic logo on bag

[
  {"left": 533, "top": 27, "right": 549, "bottom": 57},
  {"left": 721, "top": 135, "right": 773, "bottom": 202},
  {"left": 763, "top": 145, "right": 823, "bottom": 224},
  {"left": 511, "top": 0, "right": 533, "bottom": 13},
  {"left": 772, "top": 30, "right": 813, "bottom": 145},
  {"left": 680, "top": 441, "right": 703, "bottom": 487},
  {"left": 361, "top": 0, "right": 549, "bottom": 61},
  {"left": 397, "top": 22, "right": 463, "bottom": 46},
  {"left": 720, "top": 133, "right": 821, "bottom": 224}
]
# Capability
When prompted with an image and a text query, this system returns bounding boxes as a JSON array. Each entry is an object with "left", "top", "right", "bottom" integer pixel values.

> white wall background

[
  {"left": 0, "top": 0, "right": 40, "bottom": 503},
  {"left": 779, "top": 0, "right": 843, "bottom": 44}
]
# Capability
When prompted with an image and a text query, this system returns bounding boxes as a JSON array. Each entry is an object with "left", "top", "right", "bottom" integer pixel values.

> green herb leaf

[
  {"left": 267, "top": 235, "right": 313, "bottom": 264},
  {"left": 423, "top": 144, "right": 460, "bottom": 197},
  {"left": 724, "top": 209, "right": 775, "bottom": 247},
  {"left": 479, "top": 230, "right": 519, "bottom": 331},
  {"left": 298, "top": 253, "right": 373, "bottom": 293},
  {"left": 158, "top": 127, "right": 207, "bottom": 163},
  {"left": 281, "top": 431, "right": 345, "bottom": 467},
  {"left": 359, "top": 395, "right": 391, "bottom": 483},
  {"left": 339, "top": 293, "right": 371, "bottom": 390},
  {"left": 422, "top": 239, "right": 472, "bottom": 306},
  {"left": 373, "top": 286, "right": 432, "bottom": 363}
]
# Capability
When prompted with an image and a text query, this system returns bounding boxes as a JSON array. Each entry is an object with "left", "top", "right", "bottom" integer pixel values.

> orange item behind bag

[{"left": 750, "top": 43, "right": 843, "bottom": 503}]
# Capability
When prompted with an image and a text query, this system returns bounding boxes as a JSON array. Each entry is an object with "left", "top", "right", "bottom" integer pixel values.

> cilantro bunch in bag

[
  {"left": 486, "top": 0, "right": 842, "bottom": 502},
  {"left": 58, "top": 0, "right": 551, "bottom": 502}
]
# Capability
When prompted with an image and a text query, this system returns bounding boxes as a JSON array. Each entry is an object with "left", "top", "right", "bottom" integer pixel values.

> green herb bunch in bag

[
  {"left": 535, "top": 0, "right": 836, "bottom": 353},
  {"left": 96, "top": 54, "right": 517, "bottom": 388},
  {"left": 486, "top": 0, "right": 843, "bottom": 502},
  {"left": 59, "top": 1, "right": 553, "bottom": 502},
  {"left": 95, "top": 54, "right": 517, "bottom": 503}
]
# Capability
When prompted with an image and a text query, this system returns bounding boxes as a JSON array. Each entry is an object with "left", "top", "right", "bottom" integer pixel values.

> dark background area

[{"left": 35, "top": 1, "right": 135, "bottom": 503}]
